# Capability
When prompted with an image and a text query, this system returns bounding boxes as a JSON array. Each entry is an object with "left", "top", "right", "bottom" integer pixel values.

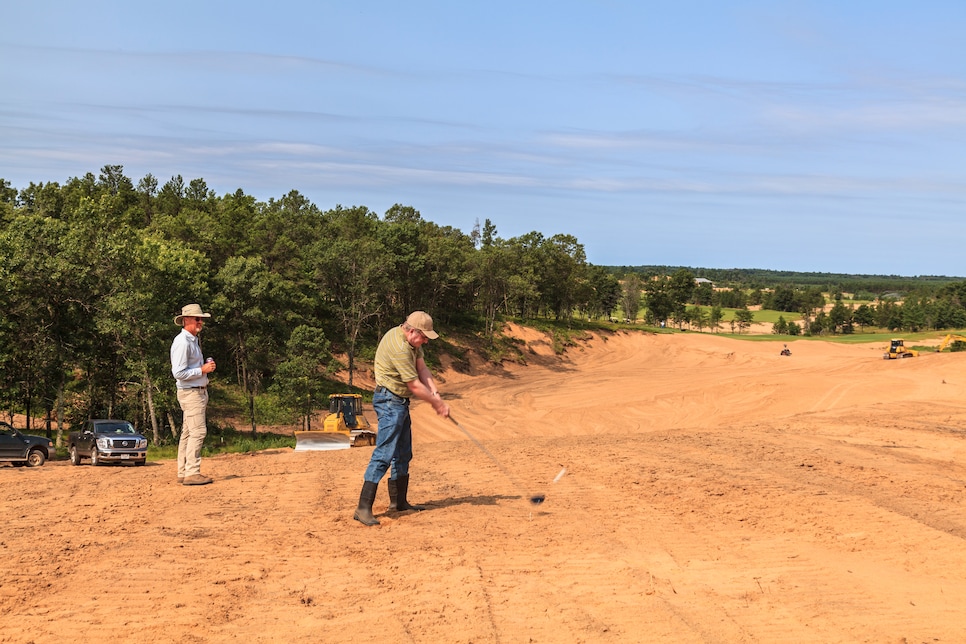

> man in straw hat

[
  {"left": 171, "top": 304, "right": 217, "bottom": 486},
  {"left": 353, "top": 311, "right": 450, "bottom": 525}
]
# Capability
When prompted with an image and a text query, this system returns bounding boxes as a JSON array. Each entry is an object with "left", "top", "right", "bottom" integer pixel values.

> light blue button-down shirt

[{"left": 170, "top": 328, "right": 208, "bottom": 389}]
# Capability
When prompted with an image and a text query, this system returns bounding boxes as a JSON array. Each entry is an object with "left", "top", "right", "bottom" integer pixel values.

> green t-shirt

[{"left": 374, "top": 325, "right": 424, "bottom": 398}]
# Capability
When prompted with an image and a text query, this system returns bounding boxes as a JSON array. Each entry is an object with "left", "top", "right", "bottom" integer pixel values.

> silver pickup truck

[{"left": 68, "top": 419, "right": 148, "bottom": 466}]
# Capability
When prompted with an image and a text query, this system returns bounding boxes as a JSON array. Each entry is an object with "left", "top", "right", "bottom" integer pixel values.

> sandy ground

[{"left": 3, "top": 327, "right": 965, "bottom": 643}]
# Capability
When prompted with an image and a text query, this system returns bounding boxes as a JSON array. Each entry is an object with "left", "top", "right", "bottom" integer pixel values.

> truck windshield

[{"left": 99, "top": 423, "right": 135, "bottom": 434}]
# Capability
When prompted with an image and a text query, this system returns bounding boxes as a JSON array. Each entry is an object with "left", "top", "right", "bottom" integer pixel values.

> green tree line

[
  {"left": 0, "top": 167, "right": 622, "bottom": 443},
  {"left": 614, "top": 265, "right": 963, "bottom": 296},
  {"left": 4, "top": 168, "right": 964, "bottom": 443},
  {"left": 624, "top": 267, "right": 966, "bottom": 337}
]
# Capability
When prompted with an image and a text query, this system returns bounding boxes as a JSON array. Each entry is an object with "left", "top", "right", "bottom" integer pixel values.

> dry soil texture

[{"left": 3, "top": 328, "right": 966, "bottom": 643}]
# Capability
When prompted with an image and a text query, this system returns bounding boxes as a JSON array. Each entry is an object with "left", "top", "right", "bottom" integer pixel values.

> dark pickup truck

[
  {"left": 0, "top": 422, "right": 55, "bottom": 467},
  {"left": 68, "top": 419, "right": 148, "bottom": 466}
]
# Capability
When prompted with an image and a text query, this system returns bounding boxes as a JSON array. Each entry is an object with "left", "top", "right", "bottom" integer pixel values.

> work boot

[
  {"left": 353, "top": 481, "right": 380, "bottom": 526},
  {"left": 182, "top": 474, "right": 212, "bottom": 486},
  {"left": 388, "top": 474, "right": 426, "bottom": 512}
]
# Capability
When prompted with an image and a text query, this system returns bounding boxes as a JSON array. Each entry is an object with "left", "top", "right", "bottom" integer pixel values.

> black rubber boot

[
  {"left": 388, "top": 474, "right": 425, "bottom": 512},
  {"left": 353, "top": 481, "right": 380, "bottom": 526},
  {"left": 387, "top": 478, "right": 399, "bottom": 511}
]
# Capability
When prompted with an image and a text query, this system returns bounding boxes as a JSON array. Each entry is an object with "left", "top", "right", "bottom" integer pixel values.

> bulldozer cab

[
  {"left": 890, "top": 339, "right": 905, "bottom": 352},
  {"left": 330, "top": 394, "right": 362, "bottom": 428}
]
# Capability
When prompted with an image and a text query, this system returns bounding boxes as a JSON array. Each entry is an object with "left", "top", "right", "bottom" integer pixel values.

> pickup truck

[
  {"left": 68, "top": 419, "right": 148, "bottom": 466},
  {"left": 0, "top": 422, "right": 55, "bottom": 467}
]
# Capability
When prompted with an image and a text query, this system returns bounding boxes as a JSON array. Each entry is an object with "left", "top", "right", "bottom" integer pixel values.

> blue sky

[{"left": 2, "top": 1, "right": 965, "bottom": 276}]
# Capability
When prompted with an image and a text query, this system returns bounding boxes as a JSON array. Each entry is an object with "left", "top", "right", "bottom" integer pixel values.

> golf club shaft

[{"left": 448, "top": 414, "right": 528, "bottom": 498}]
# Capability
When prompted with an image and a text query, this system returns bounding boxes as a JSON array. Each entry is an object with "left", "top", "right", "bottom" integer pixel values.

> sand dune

[{"left": 3, "top": 328, "right": 965, "bottom": 643}]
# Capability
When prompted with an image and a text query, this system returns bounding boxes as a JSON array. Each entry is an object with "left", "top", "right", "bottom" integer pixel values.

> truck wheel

[
  {"left": 90, "top": 447, "right": 101, "bottom": 466},
  {"left": 69, "top": 445, "right": 82, "bottom": 465},
  {"left": 26, "top": 449, "right": 46, "bottom": 467}
]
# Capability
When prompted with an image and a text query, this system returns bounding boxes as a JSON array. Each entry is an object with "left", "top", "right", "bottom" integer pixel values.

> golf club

[{"left": 448, "top": 414, "right": 546, "bottom": 505}]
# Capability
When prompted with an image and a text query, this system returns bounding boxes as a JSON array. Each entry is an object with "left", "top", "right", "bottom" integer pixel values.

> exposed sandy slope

[{"left": 3, "top": 328, "right": 966, "bottom": 643}]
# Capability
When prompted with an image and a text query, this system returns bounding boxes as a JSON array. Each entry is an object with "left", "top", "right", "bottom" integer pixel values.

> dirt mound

[{"left": 3, "top": 330, "right": 965, "bottom": 643}]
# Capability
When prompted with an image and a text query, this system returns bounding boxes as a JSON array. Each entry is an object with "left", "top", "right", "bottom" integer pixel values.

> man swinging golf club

[{"left": 353, "top": 311, "right": 450, "bottom": 526}]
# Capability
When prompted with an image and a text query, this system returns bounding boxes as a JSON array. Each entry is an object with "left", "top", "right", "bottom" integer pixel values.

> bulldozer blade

[{"left": 294, "top": 431, "right": 351, "bottom": 451}]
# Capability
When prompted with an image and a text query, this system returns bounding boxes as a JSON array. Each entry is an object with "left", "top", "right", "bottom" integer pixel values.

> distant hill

[{"left": 605, "top": 265, "right": 965, "bottom": 293}]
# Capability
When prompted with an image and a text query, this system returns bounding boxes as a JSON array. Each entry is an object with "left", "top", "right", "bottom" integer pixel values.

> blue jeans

[{"left": 364, "top": 388, "right": 413, "bottom": 483}]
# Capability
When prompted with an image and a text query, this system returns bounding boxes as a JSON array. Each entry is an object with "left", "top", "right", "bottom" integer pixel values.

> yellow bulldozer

[
  {"left": 937, "top": 334, "right": 966, "bottom": 353},
  {"left": 883, "top": 338, "right": 918, "bottom": 359},
  {"left": 294, "top": 393, "right": 377, "bottom": 451}
]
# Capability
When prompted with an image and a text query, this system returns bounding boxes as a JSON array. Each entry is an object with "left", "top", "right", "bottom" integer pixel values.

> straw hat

[{"left": 174, "top": 303, "right": 212, "bottom": 326}]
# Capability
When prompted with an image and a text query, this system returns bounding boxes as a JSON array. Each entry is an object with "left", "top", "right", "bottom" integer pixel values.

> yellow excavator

[
  {"left": 936, "top": 334, "right": 966, "bottom": 353},
  {"left": 883, "top": 338, "right": 918, "bottom": 359},
  {"left": 294, "top": 393, "right": 377, "bottom": 451}
]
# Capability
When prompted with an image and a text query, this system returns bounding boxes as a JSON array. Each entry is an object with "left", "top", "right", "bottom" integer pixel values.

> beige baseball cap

[{"left": 405, "top": 311, "right": 439, "bottom": 339}]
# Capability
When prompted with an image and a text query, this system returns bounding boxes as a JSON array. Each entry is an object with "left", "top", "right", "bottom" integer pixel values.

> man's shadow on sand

[{"left": 382, "top": 494, "right": 549, "bottom": 516}]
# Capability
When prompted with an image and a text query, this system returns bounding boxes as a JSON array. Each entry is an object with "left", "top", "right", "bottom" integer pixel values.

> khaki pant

[{"left": 177, "top": 388, "right": 209, "bottom": 477}]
